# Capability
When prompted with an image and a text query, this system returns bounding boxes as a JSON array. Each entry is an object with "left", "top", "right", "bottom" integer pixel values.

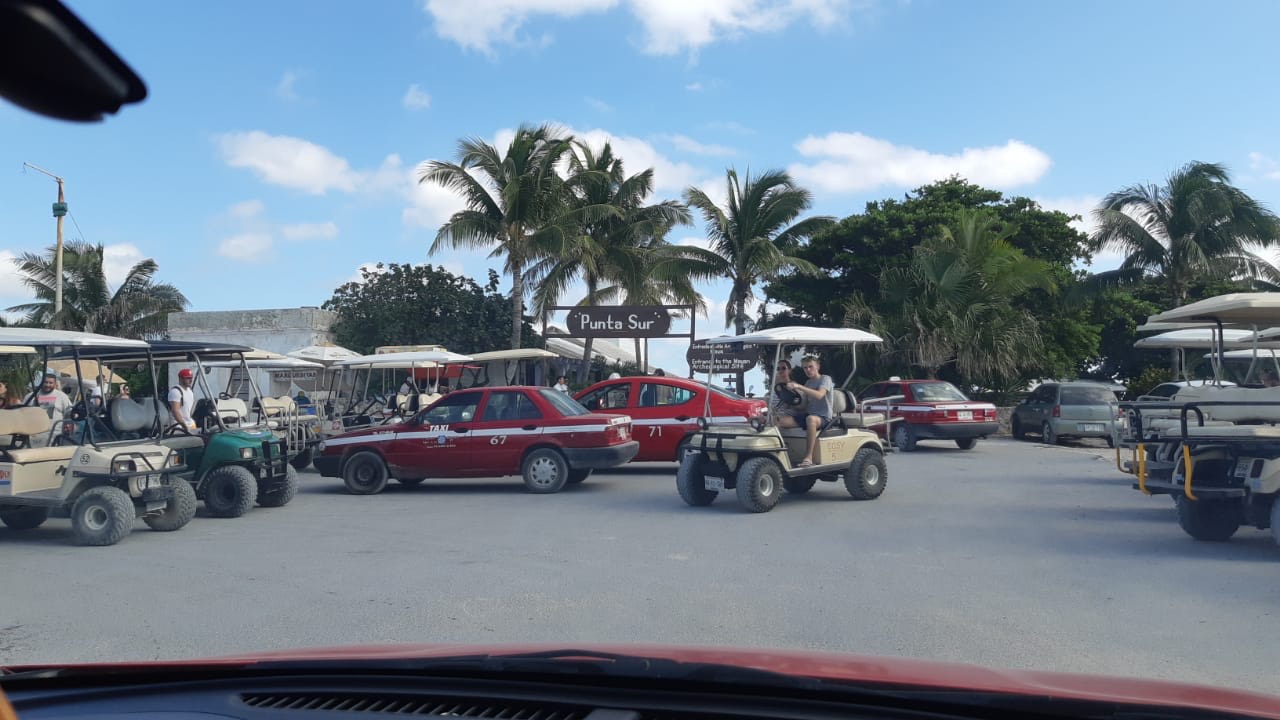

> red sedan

[
  {"left": 575, "top": 376, "right": 766, "bottom": 462},
  {"left": 859, "top": 379, "right": 999, "bottom": 451},
  {"left": 314, "top": 386, "right": 638, "bottom": 494}
]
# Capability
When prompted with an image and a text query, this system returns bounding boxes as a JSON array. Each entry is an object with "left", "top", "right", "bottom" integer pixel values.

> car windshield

[
  {"left": 1060, "top": 386, "right": 1117, "bottom": 405},
  {"left": 538, "top": 388, "right": 589, "bottom": 416},
  {"left": 909, "top": 382, "right": 968, "bottom": 402}
]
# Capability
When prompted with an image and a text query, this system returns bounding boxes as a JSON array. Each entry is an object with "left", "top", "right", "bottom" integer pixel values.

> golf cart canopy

[
  {"left": 1133, "top": 329, "right": 1280, "bottom": 350},
  {"left": 333, "top": 349, "right": 473, "bottom": 369},
  {"left": 287, "top": 344, "right": 361, "bottom": 364},
  {"left": 52, "top": 340, "right": 256, "bottom": 363},
  {"left": 1146, "top": 293, "right": 1280, "bottom": 326},
  {"left": 704, "top": 326, "right": 883, "bottom": 346},
  {"left": 202, "top": 357, "right": 323, "bottom": 370},
  {"left": 467, "top": 349, "right": 558, "bottom": 361},
  {"left": 0, "top": 328, "right": 149, "bottom": 348}
]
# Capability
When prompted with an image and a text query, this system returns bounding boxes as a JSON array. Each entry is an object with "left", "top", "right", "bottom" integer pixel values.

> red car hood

[{"left": 6, "top": 643, "right": 1277, "bottom": 718}]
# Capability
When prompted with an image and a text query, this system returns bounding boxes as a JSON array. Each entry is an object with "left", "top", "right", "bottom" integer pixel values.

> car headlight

[
  {"left": 239, "top": 447, "right": 254, "bottom": 459},
  {"left": 112, "top": 459, "right": 136, "bottom": 475}
]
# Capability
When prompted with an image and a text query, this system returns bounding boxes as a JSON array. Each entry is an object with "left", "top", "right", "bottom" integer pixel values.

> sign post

[{"left": 543, "top": 305, "right": 695, "bottom": 379}]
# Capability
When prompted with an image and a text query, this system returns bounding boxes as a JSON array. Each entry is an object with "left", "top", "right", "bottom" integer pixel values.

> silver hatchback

[{"left": 1010, "top": 382, "right": 1122, "bottom": 447}]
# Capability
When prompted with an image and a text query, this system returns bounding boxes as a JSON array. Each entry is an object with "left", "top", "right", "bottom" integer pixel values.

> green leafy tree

[
  {"left": 323, "top": 263, "right": 537, "bottom": 355},
  {"left": 9, "top": 241, "right": 188, "bottom": 338},
  {"left": 1088, "top": 161, "right": 1280, "bottom": 305},
  {"left": 683, "top": 169, "right": 830, "bottom": 335},
  {"left": 419, "top": 124, "right": 575, "bottom": 349}
]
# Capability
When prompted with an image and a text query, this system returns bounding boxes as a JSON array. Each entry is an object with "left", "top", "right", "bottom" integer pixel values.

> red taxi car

[
  {"left": 575, "top": 375, "right": 767, "bottom": 462},
  {"left": 314, "top": 386, "right": 639, "bottom": 494},
  {"left": 859, "top": 379, "right": 999, "bottom": 451}
]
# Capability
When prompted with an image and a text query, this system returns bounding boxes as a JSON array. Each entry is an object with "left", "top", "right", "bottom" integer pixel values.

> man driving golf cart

[{"left": 775, "top": 355, "right": 834, "bottom": 468}]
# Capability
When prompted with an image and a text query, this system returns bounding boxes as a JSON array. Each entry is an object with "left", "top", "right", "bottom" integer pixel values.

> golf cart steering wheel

[
  {"left": 218, "top": 392, "right": 232, "bottom": 400},
  {"left": 774, "top": 383, "right": 803, "bottom": 407},
  {"left": 164, "top": 422, "right": 192, "bottom": 437}
]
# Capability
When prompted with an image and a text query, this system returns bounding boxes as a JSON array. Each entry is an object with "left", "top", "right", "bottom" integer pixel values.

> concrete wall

[{"left": 165, "top": 308, "right": 337, "bottom": 397}]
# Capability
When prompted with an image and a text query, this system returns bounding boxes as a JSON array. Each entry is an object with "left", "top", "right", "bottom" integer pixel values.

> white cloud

[
  {"left": 665, "top": 133, "right": 735, "bottom": 156},
  {"left": 685, "top": 82, "right": 703, "bottom": 91},
  {"left": 228, "top": 199, "right": 265, "bottom": 220},
  {"left": 0, "top": 249, "right": 30, "bottom": 317},
  {"left": 585, "top": 96, "right": 613, "bottom": 112},
  {"left": 563, "top": 125, "right": 703, "bottom": 194},
  {"left": 345, "top": 262, "right": 387, "bottom": 285},
  {"left": 422, "top": 0, "right": 856, "bottom": 56},
  {"left": 1248, "top": 151, "right": 1280, "bottom": 180},
  {"left": 788, "top": 132, "right": 1052, "bottom": 194},
  {"left": 276, "top": 71, "right": 301, "bottom": 101},
  {"left": 402, "top": 84, "right": 432, "bottom": 110},
  {"left": 280, "top": 221, "right": 339, "bottom": 241},
  {"left": 101, "top": 244, "right": 146, "bottom": 289},
  {"left": 216, "top": 131, "right": 359, "bottom": 195},
  {"left": 707, "top": 119, "right": 754, "bottom": 135},
  {"left": 217, "top": 232, "right": 273, "bottom": 262},
  {"left": 404, "top": 167, "right": 470, "bottom": 230}
]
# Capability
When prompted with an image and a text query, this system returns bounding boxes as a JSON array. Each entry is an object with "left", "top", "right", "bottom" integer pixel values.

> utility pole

[{"left": 23, "top": 163, "right": 67, "bottom": 319}]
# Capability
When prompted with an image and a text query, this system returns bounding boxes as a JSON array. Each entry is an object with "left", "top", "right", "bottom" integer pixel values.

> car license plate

[
  {"left": 1233, "top": 458, "right": 1252, "bottom": 479},
  {"left": 704, "top": 476, "right": 725, "bottom": 492},
  {"left": 1078, "top": 423, "right": 1104, "bottom": 432},
  {"left": 957, "top": 411, "right": 973, "bottom": 421}
]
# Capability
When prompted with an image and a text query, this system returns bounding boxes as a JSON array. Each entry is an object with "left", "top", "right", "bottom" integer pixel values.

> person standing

[
  {"left": 776, "top": 355, "right": 834, "bottom": 467},
  {"left": 553, "top": 374, "right": 570, "bottom": 393},
  {"left": 168, "top": 368, "right": 197, "bottom": 431},
  {"left": 26, "top": 371, "right": 72, "bottom": 423}
]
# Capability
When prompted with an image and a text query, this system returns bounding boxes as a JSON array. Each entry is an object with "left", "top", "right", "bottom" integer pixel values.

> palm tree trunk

[
  {"left": 510, "top": 258, "right": 524, "bottom": 349},
  {"left": 578, "top": 279, "right": 597, "bottom": 384}
]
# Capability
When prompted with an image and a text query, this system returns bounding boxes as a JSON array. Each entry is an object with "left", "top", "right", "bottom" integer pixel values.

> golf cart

[
  {"left": 318, "top": 349, "right": 474, "bottom": 439},
  {"left": 201, "top": 354, "right": 325, "bottom": 470},
  {"left": 1117, "top": 293, "right": 1280, "bottom": 545},
  {"left": 0, "top": 329, "right": 195, "bottom": 546},
  {"left": 676, "top": 326, "right": 894, "bottom": 513},
  {"left": 61, "top": 341, "right": 297, "bottom": 519},
  {"left": 454, "top": 348, "right": 558, "bottom": 389}
]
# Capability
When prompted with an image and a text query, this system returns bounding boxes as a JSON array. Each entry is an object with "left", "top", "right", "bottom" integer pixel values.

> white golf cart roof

[
  {"left": 287, "top": 344, "right": 361, "bottom": 364},
  {"left": 0, "top": 328, "right": 149, "bottom": 348},
  {"left": 1133, "top": 329, "right": 1280, "bottom": 350},
  {"left": 1214, "top": 348, "right": 1280, "bottom": 360},
  {"left": 0, "top": 345, "right": 36, "bottom": 353},
  {"left": 1146, "top": 293, "right": 1280, "bottom": 326},
  {"left": 333, "top": 349, "right": 473, "bottom": 369},
  {"left": 202, "top": 356, "right": 324, "bottom": 369},
  {"left": 467, "top": 348, "right": 558, "bottom": 361},
  {"left": 1135, "top": 321, "right": 1216, "bottom": 333},
  {"left": 704, "top": 326, "right": 883, "bottom": 346}
]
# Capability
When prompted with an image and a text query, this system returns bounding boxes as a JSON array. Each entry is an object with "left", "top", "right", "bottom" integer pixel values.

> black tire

[
  {"left": 397, "top": 477, "right": 425, "bottom": 487},
  {"left": 845, "top": 446, "right": 887, "bottom": 500},
  {"left": 676, "top": 452, "right": 717, "bottom": 506},
  {"left": 343, "top": 451, "right": 389, "bottom": 495},
  {"left": 144, "top": 477, "right": 196, "bottom": 531},
  {"left": 1041, "top": 422, "right": 1059, "bottom": 445},
  {"left": 70, "top": 486, "right": 135, "bottom": 546},
  {"left": 675, "top": 438, "right": 695, "bottom": 463},
  {"left": 1175, "top": 496, "right": 1241, "bottom": 542},
  {"left": 257, "top": 464, "right": 299, "bottom": 508},
  {"left": 0, "top": 505, "right": 50, "bottom": 530},
  {"left": 202, "top": 464, "right": 258, "bottom": 517},
  {"left": 1270, "top": 497, "right": 1280, "bottom": 549},
  {"left": 955, "top": 437, "right": 977, "bottom": 450},
  {"left": 1105, "top": 434, "right": 1116, "bottom": 449},
  {"left": 289, "top": 446, "right": 314, "bottom": 471},
  {"left": 522, "top": 449, "right": 568, "bottom": 494},
  {"left": 735, "top": 457, "right": 783, "bottom": 513},
  {"left": 892, "top": 424, "right": 917, "bottom": 452},
  {"left": 567, "top": 468, "right": 591, "bottom": 484},
  {"left": 1011, "top": 416, "right": 1025, "bottom": 440},
  {"left": 783, "top": 476, "right": 817, "bottom": 494}
]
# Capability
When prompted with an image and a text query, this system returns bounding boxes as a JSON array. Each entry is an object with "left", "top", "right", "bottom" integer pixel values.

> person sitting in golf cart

[
  {"left": 168, "top": 367, "right": 197, "bottom": 432},
  {"left": 776, "top": 355, "right": 834, "bottom": 468},
  {"left": 26, "top": 370, "right": 72, "bottom": 422}
]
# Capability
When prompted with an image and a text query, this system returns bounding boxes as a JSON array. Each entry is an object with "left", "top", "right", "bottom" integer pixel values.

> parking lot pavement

[{"left": 4, "top": 437, "right": 1279, "bottom": 694}]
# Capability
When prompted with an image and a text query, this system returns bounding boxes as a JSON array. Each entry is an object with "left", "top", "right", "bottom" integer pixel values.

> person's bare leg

[
  {"left": 778, "top": 414, "right": 799, "bottom": 428},
  {"left": 803, "top": 415, "right": 821, "bottom": 464}
]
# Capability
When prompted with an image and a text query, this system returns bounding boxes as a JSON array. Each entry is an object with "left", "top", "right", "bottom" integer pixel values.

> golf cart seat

[
  {"left": 160, "top": 434, "right": 206, "bottom": 450},
  {"left": 1161, "top": 424, "right": 1280, "bottom": 440},
  {"left": 215, "top": 397, "right": 250, "bottom": 424},
  {"left": 109, "top": 397, "right": 158, "bottom": 434},
  {"left": 1143, "top": 417, "right": 1234, "bottom": 435},
  {"left": 832, "top": 389, "right": 886, "bottom": 429},
  {"left": 259, "top": 396, "right": 295, "bottom": 417},
  {"left": 0, "top": 407, "right": 56, "bottom": 456},
  {"left": 1174, "top": 384, "right": 1280, "bottom": 422}
]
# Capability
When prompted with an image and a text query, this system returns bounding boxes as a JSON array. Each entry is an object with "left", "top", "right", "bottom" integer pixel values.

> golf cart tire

[
  {"left": 955, "top": 438, "right": 977, "bottom": 450},
  {"left": 397, "top": 477, "right": 425, "bottom": 487},
  {"left": 1271, "top": 496, "right": 1280, "bottom": 548},
  {"left": 70, "top": 486, "right": 135, "bottom": 546},
  {"left": 892, "top": 424, "right": 917, "bottom": 452},
  {"left": 1175, "top": 496, "right": 1241, "bottom": 542},
  {"left": 257, "top": 464, "right": 299, "bottom": 508},
  {"left": 343, "top": 451, "right": 389, "bottom": 495},
  {"left": 735, "top": 457, "right": 782, "bottom": 513},
  {"left": 845, "top": 447, "right": 887, "bottom": 501},
  {"left": 676, "top": 452, "right": 717, "bottom": 506},
  {"left": 289, "top": 446, "right": 314, "bottom": 471},
  {"left": 783, "top": 475, "right": 817, "bottom": 494},
  {"left": 0, "top": 505, "right": 50, "bottom": 530},
  {"left": 144, "top": 478, "right": 197, "bottom": 532},
  {"left": 522, "top": 448, "right": 569, "bottom": 494},
  {"left": 567, "top": 468, "right": 591, "bottom": 484},
  {"left": 1011, "top": 417, "right": 1025, "bottom": 440},
  {"left": 203, "top": 465, "right": 258, "bottom": 518}
]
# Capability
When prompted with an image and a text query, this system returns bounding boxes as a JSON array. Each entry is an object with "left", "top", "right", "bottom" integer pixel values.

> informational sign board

[
  {"left": 686, "top": 340, "right": 761, "bottom": 373},
  {"left": 564, "top": 306, "right": 673, "bottom": 338}
]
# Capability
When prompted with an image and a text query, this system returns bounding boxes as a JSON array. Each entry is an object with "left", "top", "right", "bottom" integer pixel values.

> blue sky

[{"left": 3, "top": 0, "right": 1280, "bottom": 381}]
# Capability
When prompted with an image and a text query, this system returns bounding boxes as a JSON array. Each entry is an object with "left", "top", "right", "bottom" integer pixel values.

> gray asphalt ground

[{"left": 4, "top": 437, "right": 1278, "bottom": 695}]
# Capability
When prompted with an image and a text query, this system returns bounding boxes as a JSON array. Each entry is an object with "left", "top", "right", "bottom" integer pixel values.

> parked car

[
  {"left": 575, "top": 375, "right": 767, "bottom": 462},
  {"left": 1010, "top": 381, "right": 1123, "bottom": 446},
  {"left": 314, "top": 386, "right": 639, "bottom": 494},
  {"left": 1140, "top": 379, "right": 1235, "bottom": 400},
  {"left": 858, "top": 379, "right": 999, "bottom": 451}
]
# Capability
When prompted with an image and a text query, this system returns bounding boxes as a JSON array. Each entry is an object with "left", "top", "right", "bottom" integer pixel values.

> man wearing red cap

[{"left": 168, "top": 368, "right": 197, "bottom": 431}]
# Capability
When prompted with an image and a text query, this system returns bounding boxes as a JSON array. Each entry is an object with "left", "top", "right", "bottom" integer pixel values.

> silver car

[{"left": 1010, "top": 382, "right": 1122, "bottom": 447}]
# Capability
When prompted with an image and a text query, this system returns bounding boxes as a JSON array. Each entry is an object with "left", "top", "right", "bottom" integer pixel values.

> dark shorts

[{"left": 790, "top": 412, "right": 832, "bottom": 430}]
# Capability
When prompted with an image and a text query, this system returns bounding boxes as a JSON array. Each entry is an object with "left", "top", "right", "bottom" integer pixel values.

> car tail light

[{"left": 1052, "top": 405, "right": 1060, "bottom": 417}]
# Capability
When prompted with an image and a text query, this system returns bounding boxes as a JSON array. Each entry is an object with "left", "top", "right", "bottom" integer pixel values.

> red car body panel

[
  {"left": 6, "top": 643, "right": 1277, "bottom": 719},
  {"left": 861, "top": 380, "right": 1000, "bottom": 441},
  {"left": 575, "top": 377, "right": 766, "bottom": 462}
]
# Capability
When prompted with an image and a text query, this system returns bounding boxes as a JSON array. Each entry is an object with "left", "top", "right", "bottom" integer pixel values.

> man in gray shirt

[{"left": 777, "top": 355, "right": 834, "bottom": 467}]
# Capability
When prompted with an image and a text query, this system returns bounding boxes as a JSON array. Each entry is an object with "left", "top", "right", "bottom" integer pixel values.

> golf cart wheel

[
  {"left": 955, "top": 437, "right": 977, "bottom": 450},
  {"left": 567, "top": 468, "right": 592, "bottom": 484},
  {"left": 343, "top": 451, "right": 389, "bottom": 495},
  {"left": 143, "top": 477, "right": 196, "bottom": 532},
  {"left": 735, "top": 457, "right": 782, "bottom": 513},
  {"left": 676, "top": 452, "right": 717, "bottom": 506},
  {"left": 257, "top": 464, "right": 299, "bottom": 508},
  {"left": 70, "top": 486, "right": 135, "bottom": 546},
  {"left": 1010, "top": 417, "right": 1025, "bottom": 440},
  {"left": 522, "top": 448, "right": 569, "bottom": 494},
  {"left": 892, "top": 424, "right": 917, "bottom": 452},
  {"left": 675, "top": 438, "right": 695, "bottom": 463},
  {"left": 845, "top": 447, "right": 887, "bottom": 500},
  {"left": 1041, "top": 422, "right": 1059, "bottom": 445},
  {"left": 1175, "top": 496, "right": 1240, "bottom": 542},
  {"left": 0, "top": 505, "right": 50, "bottom": 530},
  {"left": 397, "top": 477, "right": 426, "bottom": 487},
  {"left": 783, "top": 476, "right": 816, "bottom": 494},
  {"left": 1271, "top": 497, "right": 1280, "bottom": 548},
  {"left": 289, "top": 446, "right": 314, "bottom": 471},
  {"left": 203, "top": 465, "right": 258, "bottom": 518}
]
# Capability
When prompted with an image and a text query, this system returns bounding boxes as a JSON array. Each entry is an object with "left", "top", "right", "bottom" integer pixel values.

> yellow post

[
  {"left": 1181, "top": 444, "right": 1197, "bottom": 501},
  {"left": 1137, "top": 444, "right": 1149, "bottom": 494}
]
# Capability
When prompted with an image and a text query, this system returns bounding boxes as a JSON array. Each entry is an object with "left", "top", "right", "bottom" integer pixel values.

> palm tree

[
  {"left": 683, "top": 169, "right": 831, "bottom": 335},
  {"left": 526, "top": 141, "right": 692, "bottom": 380},
  {"left": 1089, "top": 161, "right": 1280, "bottom": 306},
  {"left": 613, "top": 238, "right": 710, "bottom": 372},
  {"left": 9, "top": 241, "right": 188, "bottom": 338},
  {"left": 419, "top": 124, "right": 576, "bottom": 348}
]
